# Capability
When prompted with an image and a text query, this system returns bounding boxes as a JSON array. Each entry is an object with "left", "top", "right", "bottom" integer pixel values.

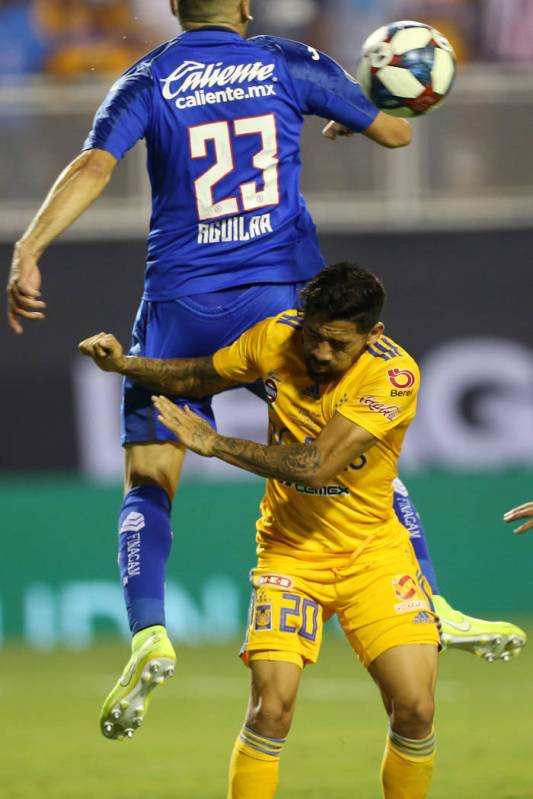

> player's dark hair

[
  {"left": 300, "top": 262, "right": 385, "bottom": 333},
  {"left": 177, "top": 0, "right": 232, "bottom": 22}
]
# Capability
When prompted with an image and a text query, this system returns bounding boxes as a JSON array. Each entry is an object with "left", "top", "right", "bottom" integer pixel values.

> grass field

[{"left": 3, "top": 628, "right": 533, "bottom": 799}]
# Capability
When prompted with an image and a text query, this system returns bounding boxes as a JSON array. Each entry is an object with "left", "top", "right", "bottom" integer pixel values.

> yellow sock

[
  {"left": 381, "top": 727, "right": 436, "bottom": 799},
  {"left": 227, "top": 725, "right": 285, "bottom": 799}
]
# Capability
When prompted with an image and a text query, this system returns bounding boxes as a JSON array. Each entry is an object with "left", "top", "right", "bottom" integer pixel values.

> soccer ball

[{"left": 356, "top": 20, "right": 456, "bottom": 117}]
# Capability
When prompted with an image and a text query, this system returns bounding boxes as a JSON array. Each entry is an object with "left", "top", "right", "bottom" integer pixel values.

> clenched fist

[{"left": 79, "top": 332, "right": 125, "bottom": 372}]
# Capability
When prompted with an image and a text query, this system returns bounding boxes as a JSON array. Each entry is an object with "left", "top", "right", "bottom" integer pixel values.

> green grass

[{"left": 2, "top": 628, "right": 533, "bottom": 798}]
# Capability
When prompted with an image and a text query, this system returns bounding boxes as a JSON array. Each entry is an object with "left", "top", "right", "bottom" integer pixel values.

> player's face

[{"left": 302, "top": 317, "right": 383, "bottom": 384}]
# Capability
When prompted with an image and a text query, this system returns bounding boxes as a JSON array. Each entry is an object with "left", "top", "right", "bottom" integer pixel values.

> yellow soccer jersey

[{"left": 213, "top": 310, "right": 420, "bottom": 560}]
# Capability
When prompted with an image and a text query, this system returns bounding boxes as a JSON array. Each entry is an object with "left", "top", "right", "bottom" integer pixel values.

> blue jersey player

[{"left": 7, "top": 0, "right": 525, "bottom": 741}]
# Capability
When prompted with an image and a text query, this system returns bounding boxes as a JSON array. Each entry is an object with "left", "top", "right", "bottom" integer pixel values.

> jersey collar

[{"left": 180, "top": 27, "right": 243, "bottom": 42}]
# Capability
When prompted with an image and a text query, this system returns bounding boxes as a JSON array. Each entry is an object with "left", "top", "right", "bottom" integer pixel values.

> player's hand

[
  {"left": 504, "top": 502, "right": 533, "bottom": 535},
  {"left": 322, "top": 121, "right": 355, "bottom": 141},
  {"left": 152, "top": 396, "right": 217, "bottom": 457},
  {"left": 7, "top": 244, "right": 46, "bottom": 335},
  {"left": 78, "top": 332, "right": 125, "bottom": 372}
]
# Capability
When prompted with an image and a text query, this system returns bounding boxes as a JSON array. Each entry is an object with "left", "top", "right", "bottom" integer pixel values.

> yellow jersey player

[{"left": 80, "top": 262, "right": 441, "bottom": 799}]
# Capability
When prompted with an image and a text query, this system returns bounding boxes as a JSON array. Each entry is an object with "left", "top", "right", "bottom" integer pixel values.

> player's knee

[
  {"left": 125, "top": 443, "right": 184, "bottom": 498},
  {"left": 392, "top": 694, "right": 435, "bottom": 736},
  {"left": 126, "top": 466, "right": 171, "bottom": 496},
  {"left": 247, "top": 692, "right": 295, "bottom": 738}
]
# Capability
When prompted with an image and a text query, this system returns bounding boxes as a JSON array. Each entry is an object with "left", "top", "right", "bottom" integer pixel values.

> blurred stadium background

[{"left": 2, "top": 1, "right": 533, "bottom": 797}]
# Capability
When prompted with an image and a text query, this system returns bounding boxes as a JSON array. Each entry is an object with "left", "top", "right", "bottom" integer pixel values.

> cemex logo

[{"left": 388, "top": 368, "right": 416, "bottom": 390}]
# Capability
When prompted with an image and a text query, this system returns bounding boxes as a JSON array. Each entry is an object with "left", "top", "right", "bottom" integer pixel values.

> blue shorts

[{"left": 122, "top": 282, "right": 306, "bottom": 445}]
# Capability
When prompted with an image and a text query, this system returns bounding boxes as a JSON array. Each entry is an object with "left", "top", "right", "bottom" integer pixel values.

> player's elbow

[
  {"left": 306, "top": 473, "right": 326, "bottom": 489},
  {"left": 305, "top": 466, "right": 334, "bottom": 489},
  {"left": 365, "top": 114, "right": 412, "bottom": 148},
  {"left": 382, "top": 119, "right": 412, "bottom": 148},
  {"left": 79, "top": 148, "right": 118, "bottom": 184}
]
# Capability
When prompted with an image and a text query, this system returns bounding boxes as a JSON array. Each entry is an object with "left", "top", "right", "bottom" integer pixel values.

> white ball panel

[
  {"left": 392, "top": 20, "right": 430, "bottom": 29},
  {"left": 431, "top": 48, "right": 455, "bottom": 94},
  {"left": 367, "top": 42, "right": 394, "bottom": 69},
  {"left": 361, "top": 25, "right": 389, "bottom": 53},
  {"left": 391, "top": 27, "right": 432, "bottom": 55},
  {"left": 431, "top": 28, "right": 454, "bottom": 53},
  {"left": 356, "top": 58, "right": 372, "bottom": 94},
  {"left": 377, "top": 65, "right": 425, "bottom": 99}
]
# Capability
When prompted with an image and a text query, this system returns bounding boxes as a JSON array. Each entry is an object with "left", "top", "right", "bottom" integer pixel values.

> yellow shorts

[{"left": 240, "top": 531, "right": 441, "bottom": 670}]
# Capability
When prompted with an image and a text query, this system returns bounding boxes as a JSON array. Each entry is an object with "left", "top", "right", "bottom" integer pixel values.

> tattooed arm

[
  {"left": 152, "top": 396, "right": 377, "bottom": 487},
  {"left": 213, "top": 435, "right": 323, "bottom": 483},
  {"left": 78, "top": 332, "right": 237, "bottom": 397}
]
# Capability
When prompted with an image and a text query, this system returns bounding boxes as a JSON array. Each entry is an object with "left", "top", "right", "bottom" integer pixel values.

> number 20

[
  {"left": 279, "top": 592, "right": 319, "bottom": 642},
  {"left": 188, "top": 114, "right": 280, "bottom": 221}
]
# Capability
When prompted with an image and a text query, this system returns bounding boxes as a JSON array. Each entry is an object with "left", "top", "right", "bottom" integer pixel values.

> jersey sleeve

[
  {"left": 336, "top": 359, "right": 420, "bottom": 440},
  {"left": 82, "top": 62, "right": 153, "bottom": 160},
  {"left": 253, "top": 36, "right": 379, "bottom": 132},
  {"left": 213, "top": 318, "right": 272, "bottom": 384}
]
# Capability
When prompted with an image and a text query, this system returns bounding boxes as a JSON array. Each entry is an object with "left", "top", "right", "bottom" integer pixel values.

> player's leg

[
  {"left": 393, "top": 477, "right": 526, "bottom": 661},
  {"left": 100, "top": 440, "right": 184, "bottom": 739},
  {"left": 369, "top": 644, "right": 438, "bottom": 799},
  {"left": 230, "top": 566, "right": 325, "bottom": 797},
  {"left": 228, "top": 657, "right": 301, "bottom": 799},
  {"left": 338, "top": 524, "right": 440, "bottom": 798},
  {"left": 393, "top": 478, "right": 439, "bottom": 594},
  {"left": 100, "top": 297, "right": 211, "bottom": 739}
]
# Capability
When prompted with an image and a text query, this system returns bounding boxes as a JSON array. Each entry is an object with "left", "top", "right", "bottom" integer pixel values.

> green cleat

[
  {"left": 433, "top": 595, "right": 526, "bottom": 662},
  {"left": 100, "top": 625, "right": 176, "bottom": 740}
]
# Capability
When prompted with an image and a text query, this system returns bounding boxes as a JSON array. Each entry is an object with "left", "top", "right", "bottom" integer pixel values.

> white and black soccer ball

[{"left": 356, "top": 20, "right": 456, "bottom": 117}]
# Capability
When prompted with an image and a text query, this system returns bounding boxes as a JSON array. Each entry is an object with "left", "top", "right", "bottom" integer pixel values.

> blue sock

[
  {"left": 118, "top": 485, "right": 173, "bottom": 635},
  {"left": 393, "top": 479, "right": 440, "bottom": 595}
]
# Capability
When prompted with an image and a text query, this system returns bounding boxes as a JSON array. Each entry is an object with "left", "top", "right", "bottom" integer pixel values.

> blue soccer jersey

[{"left": 83, "top": 29, "right": 378, "bottom": 301}]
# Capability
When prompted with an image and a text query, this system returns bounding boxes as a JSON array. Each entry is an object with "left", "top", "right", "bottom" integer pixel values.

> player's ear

[
  {"left": 240, "top": 0, "right": 254, "bottom": 22},
  {"left": 169, "top": 0, "right": 178, "bottom": 19},
  {"left": 367, "top": 322, "right": 385, "bottom": 346}
]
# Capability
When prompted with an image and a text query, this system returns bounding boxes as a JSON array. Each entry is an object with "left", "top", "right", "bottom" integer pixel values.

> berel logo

[{"left": 387, "top": 368, "right": 416, "bottom": 390}]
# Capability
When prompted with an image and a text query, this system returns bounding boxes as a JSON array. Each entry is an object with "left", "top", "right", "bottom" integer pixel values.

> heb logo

[
  {"left": 161, "top": 60, "right": 276, "bottom": 98},
  {"left": 388, "top": 368, "right": 416, "bottom": 390},
  {"left": 392, "top": 574, "right": 418, "bottom": 601},
  {"left": 256, "top": 573, "right": 294, "bottom": 589}
]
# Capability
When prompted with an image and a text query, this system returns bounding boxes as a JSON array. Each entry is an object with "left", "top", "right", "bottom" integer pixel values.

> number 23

[{"left": 189, "top": 113, "right": 280, "bottom": 221}]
